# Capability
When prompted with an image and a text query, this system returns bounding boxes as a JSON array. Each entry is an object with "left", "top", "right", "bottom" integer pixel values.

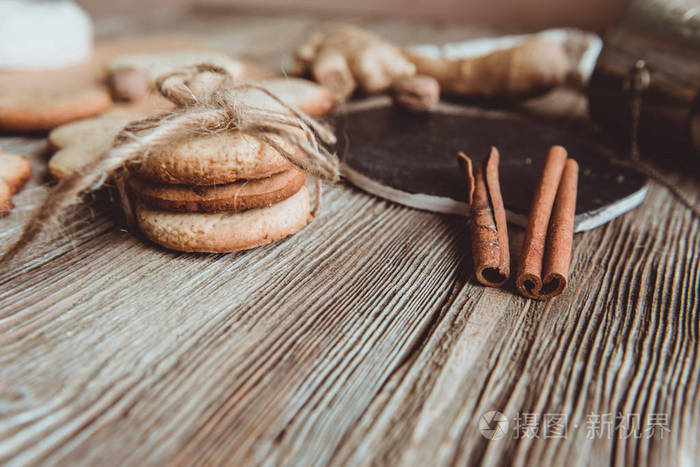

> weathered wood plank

[
  {"left": 1, "top": 185, "right": 465, "bottom": 465},
  {"left": 331, "top": 182, "right": 700, "bottom": 467}
]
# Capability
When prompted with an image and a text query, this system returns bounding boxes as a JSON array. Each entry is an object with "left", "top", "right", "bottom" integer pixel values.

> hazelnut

[
  {"left": 391, "top": 74, "right": 440, "bottom": 112},
  {"left": 108, "top": 66, "right": 150, "bottom": 102}
]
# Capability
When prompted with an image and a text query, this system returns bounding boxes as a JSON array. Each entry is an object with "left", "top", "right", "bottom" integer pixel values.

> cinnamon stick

[
  {"left": 457, "top": 147, "right": 510, "bottom": 287},
  {"left": 516, "top": 145, "right": 578, "bottom": 299}
]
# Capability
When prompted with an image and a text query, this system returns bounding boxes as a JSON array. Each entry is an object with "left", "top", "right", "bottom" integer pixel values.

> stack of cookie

[
  {"left": 44, "top": 68, "right": 336, "bottom": 253},
  {"left": 127, "top": 131, "right": 311, "bottom": 253}
]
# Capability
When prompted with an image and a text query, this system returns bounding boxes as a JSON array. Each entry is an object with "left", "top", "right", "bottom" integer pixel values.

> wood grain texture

[{"left": 1, "top": 10, "right": 699, "bottom": 467}]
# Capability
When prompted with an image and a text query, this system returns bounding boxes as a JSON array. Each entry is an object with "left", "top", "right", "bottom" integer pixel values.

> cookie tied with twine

[{"left": 3, "top": 64, "right": 340, "bottom": 262}]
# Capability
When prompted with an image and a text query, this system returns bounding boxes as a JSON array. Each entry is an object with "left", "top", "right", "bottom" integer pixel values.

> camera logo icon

[{"left": 479, "top": 411, "right": 509, "bottom": 440}]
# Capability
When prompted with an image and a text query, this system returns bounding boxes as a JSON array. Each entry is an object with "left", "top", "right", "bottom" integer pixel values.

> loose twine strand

[{"left": 2, "top": 64, "right": 340, "bottom": 263}]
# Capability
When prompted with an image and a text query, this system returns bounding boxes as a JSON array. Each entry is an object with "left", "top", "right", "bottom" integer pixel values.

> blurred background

[{"left": 76, "top": 0, "right": 632, "bottom": 31}]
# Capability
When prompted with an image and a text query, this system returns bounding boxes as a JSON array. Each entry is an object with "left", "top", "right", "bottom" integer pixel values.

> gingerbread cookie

[
  {"left": 47, "top": 92, "right": 175, "bottom": 179},
  {"left": 135, "top": 185, "right": 310, "bottom": 253},
  {"left": 0, "top": 150, "right": 32, "bottom": 215},
  {"left": 48, "top": 110, "right": 144, "bottom": 179},
  {"left": 128, "top": 169, "right": 306, "bottom": 213}
]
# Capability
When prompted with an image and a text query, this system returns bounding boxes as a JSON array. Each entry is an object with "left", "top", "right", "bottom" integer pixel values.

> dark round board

[{"left": 334, "top": 103, "right": 648, "bottom": 232}]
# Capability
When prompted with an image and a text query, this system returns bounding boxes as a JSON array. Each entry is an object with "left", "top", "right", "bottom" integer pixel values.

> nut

[
  {"left": 108, "top": 66, "right": 151, "bottom": 102},
  {"left": 391, "top": 74, "right": 440, "bottom": 112}
]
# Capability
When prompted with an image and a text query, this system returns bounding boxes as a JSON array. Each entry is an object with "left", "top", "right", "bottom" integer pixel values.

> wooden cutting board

[{"left": 335, "top": 102, "right": 648, "bottom": 232}]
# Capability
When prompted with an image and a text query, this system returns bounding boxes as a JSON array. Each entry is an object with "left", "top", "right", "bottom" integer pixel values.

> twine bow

[
  {"left": 3, "top": 64, "right": 340, "bottom": 263},
  {"left": 117, "top": 64, "right": 339, "bottom": 182}
]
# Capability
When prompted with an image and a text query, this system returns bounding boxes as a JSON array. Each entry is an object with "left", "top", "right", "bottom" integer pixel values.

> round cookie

[
  {"left": 109, "top": 50, "right": 271, "bottom": 84},
  {"left": 234, "top": 78, "right": 335, "bottom": 117},
  {"left": 128, "top": 169, "right": 306, "bottom": 212},
  {"left": 133, "top": 132, "right": 302, "bottom": 186},
  {"left": 136, "top": 186, "right": 311, "bottom": 253},
  {"left": 0, "top": 80, "right": 112, "bottom": 132}
]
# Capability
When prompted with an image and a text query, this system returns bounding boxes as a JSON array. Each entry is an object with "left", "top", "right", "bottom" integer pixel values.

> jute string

[{"left": 2, "top": 64, "right": 340, "bottom": 263}]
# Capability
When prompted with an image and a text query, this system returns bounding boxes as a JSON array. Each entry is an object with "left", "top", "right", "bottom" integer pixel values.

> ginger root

[
  {"left": 405, "top": 36, "right": 570, "bottom": 97},
  {"left": 392, "top": 75, "right": 440, "bottom": 112},
  {"left": 294, "top": 25, "right": 415, "bottom": 100}
]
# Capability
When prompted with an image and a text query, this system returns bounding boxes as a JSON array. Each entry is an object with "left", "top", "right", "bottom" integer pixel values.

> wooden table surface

[{"left": 1, "top": 9, "right": 699, "bottom": 467}]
